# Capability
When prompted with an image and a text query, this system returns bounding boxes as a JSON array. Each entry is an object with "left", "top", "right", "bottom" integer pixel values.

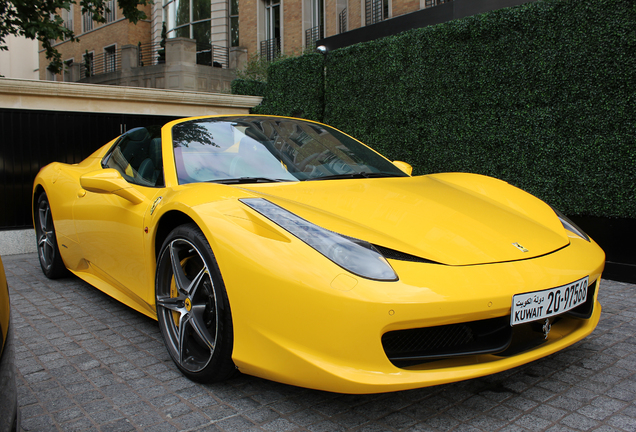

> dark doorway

[{"left": 0, "top": 108, "right": 181, "bottom": 229}]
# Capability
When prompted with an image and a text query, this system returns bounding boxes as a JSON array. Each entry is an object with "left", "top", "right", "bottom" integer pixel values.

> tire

[
  {"left": 155, "top": 223, "right": 236, "bottom": 383},
  {"left": 35, "top": 192, "right": 68, "bottom": 279}
]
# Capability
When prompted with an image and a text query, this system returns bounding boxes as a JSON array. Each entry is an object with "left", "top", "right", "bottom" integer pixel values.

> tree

[{"left": 0, "top": 0, "right": 151, "bottom": 74}]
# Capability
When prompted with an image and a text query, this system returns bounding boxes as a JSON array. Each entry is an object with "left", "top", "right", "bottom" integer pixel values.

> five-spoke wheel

[
  {"left": 35, "top": 192, "right": 67, "bottom": 279},
  {"left": 155, "top": 224, "right": 235, "bottom": 382}
]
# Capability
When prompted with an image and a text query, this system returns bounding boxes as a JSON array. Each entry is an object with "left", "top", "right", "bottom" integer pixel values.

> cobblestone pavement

[{"left": 4, "top": 253, "right": 636, "bottom": 432}]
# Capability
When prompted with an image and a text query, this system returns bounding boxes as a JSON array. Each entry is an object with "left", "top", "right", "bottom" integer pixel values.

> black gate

[{"left": 0, "top": 108, "right": 181, "bottom": 230}]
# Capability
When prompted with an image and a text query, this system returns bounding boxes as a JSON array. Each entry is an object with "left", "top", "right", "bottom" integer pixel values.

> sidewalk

[{"left": 4, "top": 253, "right": 636, "bottom": 432}]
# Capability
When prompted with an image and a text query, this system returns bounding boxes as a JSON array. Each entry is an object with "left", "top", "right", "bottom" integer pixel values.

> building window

[
  {"left": 338, "top": 7, "right": 347, "bottom": 34},
  {"left": 46, "top": 67, "right": 57, "bottom": 81},
  {"left": 164, "top": 0, "right": 232, "bottom": 67},
  {"left": 261, "top": 0, "right": 280, "bottom": 60},
  {"left": 82, "top": 10, "right": 94, "bottom": 32},
  {"left": 63, "top": 59, "right": 74, "bottom": 81},
  {"left": 424, "top": 0, "right": 453, "bottom": 8},
  {"left": 305, "top": 0, "right": 324, "bottom": 49},
  {"left": 61, "top": 5, "right": 74, "bottom": 34},
  {"left": 83, "top": 51, "right": 94, "bottom": 77},
  {"left": 230, "top": 0, "right": 239, "bottom": 47},
  {"left": 365, "top": 0, "right": 388, "bottom": 25},
  {"left": 104, "top": 45, "right": 117, "bottom": 73},
  {"left": 164, "top": 0, "right": 212, "bottom": 41},
  {"left": 105, "top": 0, "right": 117, "bottom": 23}
]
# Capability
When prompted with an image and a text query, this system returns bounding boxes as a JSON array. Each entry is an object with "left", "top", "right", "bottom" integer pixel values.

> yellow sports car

[
  {"left": 33, "top": 115, "right": 604, "bottom": 394},
  {"left": 0, "top": 256, "right": 20, "bottom": 432}
]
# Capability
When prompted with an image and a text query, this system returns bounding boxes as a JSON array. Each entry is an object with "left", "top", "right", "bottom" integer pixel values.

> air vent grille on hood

[{"left": 373, "top": 245, "right": 438, "bottom": 264}]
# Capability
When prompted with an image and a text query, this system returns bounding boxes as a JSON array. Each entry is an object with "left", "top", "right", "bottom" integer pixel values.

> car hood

[{"left": 238, "top": 173, "right": 569, "bottom": 266}]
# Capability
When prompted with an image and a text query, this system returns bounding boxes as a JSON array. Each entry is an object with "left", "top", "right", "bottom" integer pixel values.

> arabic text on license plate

[{"left": 511, "top": 276, "right": 589, "bottom": 326}]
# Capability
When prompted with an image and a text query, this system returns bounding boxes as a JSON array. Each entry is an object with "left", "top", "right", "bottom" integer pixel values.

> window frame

[
  {"left": 83, "top": 50, "right": 95, "bottom": 77},
  {"left": 104, "top": 0, "right": 117, "bottom": 23},
  {"left": 102, "top": 127, "right": 165, "bottom": 188},
  {"left": 82, "top": 10, "right": 94, "bottom": 33},
  {"left": 103, "top": 44, "right": 117, "bottom": 73},
  {"left": 63, "top": 58, "right": 74, "bottom": 82}
]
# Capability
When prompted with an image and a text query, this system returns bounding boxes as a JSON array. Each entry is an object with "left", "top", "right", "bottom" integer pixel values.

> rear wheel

[
  {"left": 35, "top": 192, "right": 67, "bottom": 279},
  {"left": 155, "top": 224, "right": 235, "bottom": 382}
]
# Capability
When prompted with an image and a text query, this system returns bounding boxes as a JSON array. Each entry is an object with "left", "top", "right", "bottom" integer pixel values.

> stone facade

[
  {"left": 77, "top": 39, "right": 238, "bottom": 93},
  {"left": 394, "top": 0, "right": 422, "bottom": 17},
  {"left": 239, "top": 0, "right": 260, "bottom": 60},
  {"left": 284, "top": 0, "right": 303, "bottom": 53}
]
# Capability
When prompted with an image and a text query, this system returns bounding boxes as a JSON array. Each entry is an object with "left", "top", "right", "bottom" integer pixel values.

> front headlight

[
  {"left": 241, "top": 198, "right": 398, "bottom": 281},
  {"left": 553, "top": 208, "right": 590, "bottom": 242}
]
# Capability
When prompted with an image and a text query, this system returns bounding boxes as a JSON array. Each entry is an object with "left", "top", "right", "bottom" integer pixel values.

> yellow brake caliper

[{"left": 170, "top": 257, "right": 192, "bottom": 327}]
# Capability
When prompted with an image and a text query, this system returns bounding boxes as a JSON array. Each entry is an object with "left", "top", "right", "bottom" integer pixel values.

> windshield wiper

[
  {"left": 210, "top": 177, "right": 295, "bottom": 184},
  {"left": 306, "top": 172, "right": 405, "bottom": 181}
]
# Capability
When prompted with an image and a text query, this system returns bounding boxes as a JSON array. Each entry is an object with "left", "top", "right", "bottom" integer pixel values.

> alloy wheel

[
  {"left": 156, "top": 238, "right": 219, "bottom": 373},
  {"left": 37, "top": 199, "right": 57, "bottom": 272}
]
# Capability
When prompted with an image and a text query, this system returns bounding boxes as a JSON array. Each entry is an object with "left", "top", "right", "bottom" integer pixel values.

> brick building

[
  {"left": 39, "top": 1, "right": 152, "bottom": 81},
  {"left": 39, "top": 0, "right": 526, "bottom": 88},
  {"left": 41, "top": 0, "right": 461, "bottom": 82},
  {"left": 239, "top": 0, "right": 438, "bottom": 61}
]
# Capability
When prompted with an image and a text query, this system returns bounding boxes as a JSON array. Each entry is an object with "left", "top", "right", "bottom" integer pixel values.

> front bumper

[{"left": 209, "top": 213, "right": 605, "bottom": 393}]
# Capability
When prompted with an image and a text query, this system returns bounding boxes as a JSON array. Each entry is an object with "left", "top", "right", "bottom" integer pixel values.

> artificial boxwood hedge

[
  {"left": 231, "top": 79, "right": 266, "bottom": 97},
  {"left": 240, "top": 0, "right": 636, "bottom": 218},
  {"left": 252, "top": 53, "right": 324, "bottom": 121}
]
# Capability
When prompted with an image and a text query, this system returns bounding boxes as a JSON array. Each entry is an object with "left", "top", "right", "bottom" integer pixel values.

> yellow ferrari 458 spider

[{"left": 33, "top": 115, "right": 604, "bottom": 394}]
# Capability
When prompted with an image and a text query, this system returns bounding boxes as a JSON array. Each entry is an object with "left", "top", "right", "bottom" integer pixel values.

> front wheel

[
  {"left": 155, "top": 224, "right": 236, "bottom": 383},
  {"left": 35, "top": 192, "right": 67, "bottom": 279}
]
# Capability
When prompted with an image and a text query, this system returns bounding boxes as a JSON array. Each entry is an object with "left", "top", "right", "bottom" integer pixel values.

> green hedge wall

[
  {"left": 251, "top": 0, "right": 636, "bottom": 218},
  {"left": 253, "top": 53, "right": 325, "bottom": 121},
  {"left": 231, "top": 79, "right": 267, "bottom": 97}
]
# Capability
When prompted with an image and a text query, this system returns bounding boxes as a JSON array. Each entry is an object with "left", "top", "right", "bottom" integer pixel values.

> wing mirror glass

[
  {"left": 393, "top": 161, "right": 413, "bottom": 176},
  {"left": 80, "top": 169, "right": 144, "bottom": 204}
]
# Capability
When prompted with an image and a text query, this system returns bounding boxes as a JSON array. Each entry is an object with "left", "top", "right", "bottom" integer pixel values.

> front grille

[
  {"left": 383, "top": 322, "right": 474, "bottom": 355},
  {"left": 567, "top": 280, "right": 597, "bottom": 319},
  {"left": 383, "top": 279, "right": 597, "bottom": 368},
  {"left": 382, "top": 317, "right": 512, "bottom": 367}
]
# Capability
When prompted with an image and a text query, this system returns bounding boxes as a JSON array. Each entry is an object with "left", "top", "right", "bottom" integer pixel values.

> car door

[{"left": 73, "top": 127, "right": 164, "bottom": 305}]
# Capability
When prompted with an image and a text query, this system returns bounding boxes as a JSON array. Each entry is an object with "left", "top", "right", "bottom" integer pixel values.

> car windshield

[{"left": 171, "top": 116, "right": 408, "bottom": 184}]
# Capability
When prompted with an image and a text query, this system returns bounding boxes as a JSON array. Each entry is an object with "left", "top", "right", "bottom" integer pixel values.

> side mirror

[
  {"left": 393, "top": 161, "right": 413, "bottom": 176},
  {"left": 80, "top": 169, "right": 145, "bottom": 204}
]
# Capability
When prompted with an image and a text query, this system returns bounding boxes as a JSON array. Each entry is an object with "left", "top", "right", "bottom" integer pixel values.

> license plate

[{"left": 511, "top": 276, "right": 589, "bottom": 326}]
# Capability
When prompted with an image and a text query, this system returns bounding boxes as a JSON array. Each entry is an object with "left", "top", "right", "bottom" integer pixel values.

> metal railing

[
  {"left": 424, "top": 0, "right": 454, "bottom": 8},
  {"left": 260, "top": 38, "right": 281, "bottom": 62},
  {"left": 138, "top": 42, "right": 165, "bottom": 67},
  {"left": 79, "top": 39, "right": 230, "bottom": 78},
  {"left": 80, "top": 49, "right": 122, "bottom": 78},
  {"left": 305, "top": 25, "right": 324, "bottom": 50},
  {"left": 365, "top": 0, "right": 384, "bottom": 25},
  {"left": 138, "top": 41, "right": 229, "bottom": 68},
  {"left": 339, "top": 8, "right": 347, "bottom": 34},
  {"left": 196, "top": 41, "right": 230, "bottom": 68}
]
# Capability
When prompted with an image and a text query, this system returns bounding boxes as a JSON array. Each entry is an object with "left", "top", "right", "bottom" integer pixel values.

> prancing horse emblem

[
  {"left": 512, "top": 242, "right": 529, "bottom": 253},
  {"left": 542, "top": 318, "right": 552, "bottom": 339}
]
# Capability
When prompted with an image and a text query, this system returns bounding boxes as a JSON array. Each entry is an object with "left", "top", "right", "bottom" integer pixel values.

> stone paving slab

[{"left": 4, "top": 253, "right": 636, "bottom": 432}]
